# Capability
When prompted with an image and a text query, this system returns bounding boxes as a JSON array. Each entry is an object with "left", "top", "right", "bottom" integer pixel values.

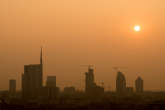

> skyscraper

[
  {"left": 116, "top": 71, "right": 126, "bottom": 93},
  {"left": 85, "top": 67, "right": 95, "bottom": 93},
  {"left": 22, "top": 48, "right": 43, "bottom": 99},
  {"left": 85, "top": 67, "right": 104, "bottom": 96},
  {"left": 9, "top": 79, "right": 16, "bottom": 97},
  {"left": 135, "top": 76, "right": 143, "bottom": 93}
]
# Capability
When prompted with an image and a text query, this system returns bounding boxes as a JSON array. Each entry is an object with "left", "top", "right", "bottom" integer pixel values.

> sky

[{"left": 1, "top": 0, "right": 165, "bottom": 91}]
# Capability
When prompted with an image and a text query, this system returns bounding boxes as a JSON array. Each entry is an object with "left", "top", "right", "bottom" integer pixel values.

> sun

[{"left": 134, "top": 25, "right": 141, "bottom": 32}]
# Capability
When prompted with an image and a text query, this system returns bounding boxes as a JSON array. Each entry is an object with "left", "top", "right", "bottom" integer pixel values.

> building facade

[
  {"left": 85, "top": 67, "right": 104, "bottom": 96},
  {"left": 116, "top": 71, "right": 126, "bottom": 93},
  {"left": 85, "top": 67, "right": 95, "bottom": 93},
  {"left": 135, "top": 76, "right": 143, "bottom": 93},
  {"left": 9, "top": 79, "right": 16, "bottom": 97}
]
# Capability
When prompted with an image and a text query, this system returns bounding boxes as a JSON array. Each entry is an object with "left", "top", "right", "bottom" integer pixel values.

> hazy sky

[{"left": 1, "top": 0, "right": 165, "bottom": 91}]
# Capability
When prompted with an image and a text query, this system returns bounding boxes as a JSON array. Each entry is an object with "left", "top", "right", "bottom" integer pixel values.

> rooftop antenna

[
  {"left": 40, "top": 47, "right": 43, "bottom": 65},
  {"left": 80, "top": 65, "right": 94, "bottom": 70},
  {"left": 113, "top": 66, "right": 127, "bottom": 72},
  {"left": 101, "top": 82, "right": 104, "bottom": 88}
]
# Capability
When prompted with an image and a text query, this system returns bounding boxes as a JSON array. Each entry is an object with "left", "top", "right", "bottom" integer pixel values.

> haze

[{"left": 1, "top": 0, "right": 165, "bottom": 91}]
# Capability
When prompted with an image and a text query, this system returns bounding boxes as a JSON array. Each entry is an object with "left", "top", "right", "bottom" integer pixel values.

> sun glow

[{"left": 134, "top": 25, "right": 141, "bottom": 32}]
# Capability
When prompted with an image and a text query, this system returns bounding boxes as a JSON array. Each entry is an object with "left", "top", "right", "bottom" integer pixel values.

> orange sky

[{"left": 1, "top": 0, "right": 165, "bottom": 91}]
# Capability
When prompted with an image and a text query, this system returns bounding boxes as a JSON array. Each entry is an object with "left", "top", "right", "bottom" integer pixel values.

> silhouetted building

[
  {"left": 64, "top": 87, "right": 76, "bottom": 94},
  {"left": 46, "top": 76, "right": 56, "bottom": 88},
  {"left": 85, "top": 67, "right": 104, "bottom": 96},
  {"left": 116, "top": 71, "right": 126, "bottom": 93},
  {"left": 85, "top": 67, "right": 95, "bottom": 93},
  {"left": 39, "top": 86, "right": 59, "bottom": 100},
  {"left": 9, "top": 79, "right": 16, "bottom": 97},
  {"left": 135, "top": 76, "right": 143, "bottom": 93},
  {"left": 37, "top": 76, "right": 59, "bottom": 100},
  {"left": 22, "top": 48, "right": 43, "bottom": 99}
]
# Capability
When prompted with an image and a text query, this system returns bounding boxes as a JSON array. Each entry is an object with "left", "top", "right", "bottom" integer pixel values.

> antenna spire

[{"left": 40, "top": 47, "right": 43, "bottom": 65}]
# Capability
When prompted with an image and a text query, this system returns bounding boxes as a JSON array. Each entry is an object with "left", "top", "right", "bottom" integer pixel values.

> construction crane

[
  {"left": 113, "top": 67, "right": 119, "bottom": 71},
  {"left": 80, "top": 65, "right": 94, "bottom": 70},
  {"left": 101, "top": 82, "right": 104, "bottom": 88},
  {"left": 113, "top": 66, "right": 127, "bottom": 72}
]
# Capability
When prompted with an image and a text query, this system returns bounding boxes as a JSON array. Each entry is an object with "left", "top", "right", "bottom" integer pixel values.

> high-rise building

[
  {"left": 135, "top": 76, "right": 143, "bottom": 93},
  {"left": 85, "top": 67, "right": 95, "bottom": 93},
  {"left": 46, "top": 76, "right": 56, "bottom": 88},
  {"left": 116, "top": 71, "right": 126, "bottom": 93},
  {"left": 41, "top": 76, "right": 59, "bottom": 99},
  {"left": 85, "top": 67, "right": 104, "bottom": 96},
  {"left": 22, "top": 48, "right": 43, "bottom": 99},
  {"left": 9, "top": 79, "right": 16, "bottom": 97}
]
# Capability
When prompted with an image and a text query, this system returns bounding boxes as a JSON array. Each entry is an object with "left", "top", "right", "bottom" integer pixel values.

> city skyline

[
  {"left": 0, "top": 47, "right": 163, "bottom": 91},
  {"left": 6, "top": 48, "right": 144, "bottom": 93},
  {"left": 2, "top": 48, "right": 164, "bottom": 110}
]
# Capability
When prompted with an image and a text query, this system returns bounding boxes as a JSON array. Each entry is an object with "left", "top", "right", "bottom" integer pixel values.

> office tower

[
  {"left": 85, "top": 67, "right": 104, "bottom": 96},
  {"left": 22, "top": 48, "right": 43, "bottom": 99},
  {"left": 46, "top": 76, "right": 56, "bottom": 88},
  {"left": 41, "top": 76, "right": 58, "bottom": 99},
  {"left": 85, "top": 67, "right": 95, "bottom": 93},
  {"left": 9, "top": 79, "right": 16, "bottom": 97},
  {"left": 116, "top": 71, "right": 126, "bottom": 93},
  {"left": 135, "top": 76, "right": 143, "bottom": 93}
]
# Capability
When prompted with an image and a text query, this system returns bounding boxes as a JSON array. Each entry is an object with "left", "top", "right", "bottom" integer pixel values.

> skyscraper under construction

[
  {"left": 85, "top": 67, "right": 104, "bottom": 96},
  {"left": 116, "top": 71, "right": 126, "bottom": 93}
]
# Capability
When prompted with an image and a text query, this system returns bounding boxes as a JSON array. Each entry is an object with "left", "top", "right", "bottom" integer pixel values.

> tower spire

[
  {"left": 40, "top": 47, "right": 43, "bottom": 87},
  {"left": 40, "top": 47, "right": 43, "bottom": 65}
]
